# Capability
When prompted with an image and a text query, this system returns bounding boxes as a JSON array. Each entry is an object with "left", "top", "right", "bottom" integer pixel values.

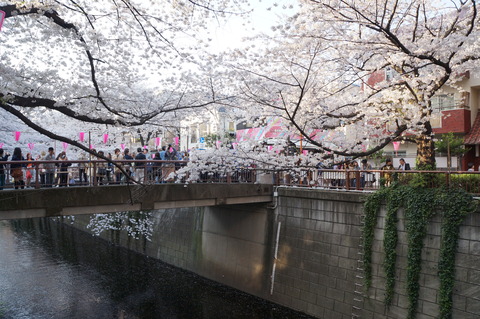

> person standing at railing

[
  {"left": 348, "top": 160, "right": 360, "bottom": 188},
  {"left": 56, "top": 152, "right": 71, "bottom": 187},
  {"left": 106, "top": 153, "right": 113, "bottom": 184},
  {"left": 360, "top": 159, "right": 374, "bottom": 188},
  {"left": 10, "top": 147, "right": 25, "bottom": 189},
  {"left": 381, "top": 159, "right": 395, "bottom": 187},
  {"left": 113, "top": 148, "right": 123, "bottom": 184},
  {"left": 44, "top": 147, "right": 56, "bottom": 187},
  {"left": 96, "top": 151, "right": 107, "bottom": 185},
  {"left": 123, "top": 148, "right": 134, "bottom": 182},
  {"left": 163, "top": 145, "right": 177, "bottom": 183},
  {"left": 0, "top": 148, "right": 11, "bottom": 190},
  {"left": 398, "top": 158, "right": 411, "bottom": 170},
  {"left": 36, "top": 152, "right": 46, "bottom": 187},
  {"left": 25, "top": 153, "right": 35, "bottom": 188},
  {"left": 77, "top": 152, "right": 88, "bottom": 185},
  {"left": 134, "top": 147, "right": 146, "bottom": 183}
]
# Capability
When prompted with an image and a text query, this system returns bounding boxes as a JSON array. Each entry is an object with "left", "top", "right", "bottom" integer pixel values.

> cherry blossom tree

[
  {"left": 227, "top": 0, "right": 480, "bottom": 169},
  {"left": 0, "top": 0, "right": 239, "bottom": 157}
]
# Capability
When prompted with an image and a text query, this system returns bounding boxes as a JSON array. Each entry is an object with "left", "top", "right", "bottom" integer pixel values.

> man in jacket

[
  {"left": 0, "top": 148, "right": 10, "bottom": 190},
  {"left": 44, "top": 147, "right": 56, "bottom": 187},
  {"left": 398, "top": 158, "right": 411, "bottom": 170},
  {"left": 134, "top": 147, "right": 146, "bottom": 183}
]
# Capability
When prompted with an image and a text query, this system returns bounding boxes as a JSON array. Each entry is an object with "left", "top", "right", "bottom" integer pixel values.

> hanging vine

[
  {"left": 383, "top": 187, "right": 402, "bottom": 307},
  {"left": 362, "top": 189, "right": 385, "bottom": 290},
  {"left": 362, "top": 185, "right": 477, "bottom": 319}
]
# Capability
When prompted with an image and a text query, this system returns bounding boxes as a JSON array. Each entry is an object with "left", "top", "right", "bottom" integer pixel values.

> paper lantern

[
  {"left": 0, "top": 10, "right": 5, "bottom": 32},
  {"left": 0, "top": 143, "right": 4, "bottom": 149},
  {"left": 174, "top": 136, "right": 179, "bottom": 146},
  {"left": 79, "top": 132, "right": 85, "bottom": 142},
  {"left": 392, "top": 141, "right": 400, "bottom": 156},
  {"left": 89, "top": 144, "right": 95, "bottom": 150},
  {"left": 155, "top": 137, "right": 161, "bottom": 147},
  {"left": 267, "top": 145, "right": 273, "bottom": 152},
  {"left": 103, "top": 134, "right": 109, "bottom": 144},
  {"left": 14, "top": 131, "right": 21, "bottom": 141},
  {"left": 62, "top": 142, "right": 69, "bottom": 151},
  {"left": 303, "top": 150, "right": 308, "bottom": 155},
  {"left": 143, "top": 145, "right": 148, "bottom": 149},
  {"left": 27, "top": 143, "right": 34, "bottom": 150},
  {"left": 120, "top": 143, "right": 126, "bottom": 150},
  {"left": 216, "top": 141, "right": 222, "bottom": 149}
]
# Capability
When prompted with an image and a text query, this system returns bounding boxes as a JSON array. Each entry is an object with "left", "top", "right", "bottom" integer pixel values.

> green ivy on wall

[{"left": 363, "top": 185, "right": 477, "bottom": 319}]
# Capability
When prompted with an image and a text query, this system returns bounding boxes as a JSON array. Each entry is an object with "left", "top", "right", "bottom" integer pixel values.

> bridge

[
  {"left": 2, "top": 158, "right": 480, "bottom": 220},
  {"left": 0, "top": 183, "right": 274, "bottom": 220}
]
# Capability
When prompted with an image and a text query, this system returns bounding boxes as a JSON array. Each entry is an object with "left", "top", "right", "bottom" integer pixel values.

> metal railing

[{"left": 2, "top": 160, "right": 480, "bottom": 195}]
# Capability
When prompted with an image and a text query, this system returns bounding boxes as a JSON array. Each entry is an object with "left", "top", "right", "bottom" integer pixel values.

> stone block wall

[
  {"left": 271, "top": 188, "right": 366, "bottom": 319},
  {"left": 272, "top": 188, "right": 480, "bottom": 319}
]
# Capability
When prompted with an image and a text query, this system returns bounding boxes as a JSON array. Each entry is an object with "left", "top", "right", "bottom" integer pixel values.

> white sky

[{"left": 208, "top": 0, "right": 296, "bottom": 51}]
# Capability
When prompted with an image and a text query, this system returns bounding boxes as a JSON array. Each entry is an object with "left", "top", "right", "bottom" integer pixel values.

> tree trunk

[{"left": 416, "top": 122, "right": 436, "bottom": 170}]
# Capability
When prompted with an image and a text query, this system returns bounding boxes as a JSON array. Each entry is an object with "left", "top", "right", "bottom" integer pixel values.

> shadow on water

[{"left": 0, "top": 219, "right": 315, "bottom": 319}]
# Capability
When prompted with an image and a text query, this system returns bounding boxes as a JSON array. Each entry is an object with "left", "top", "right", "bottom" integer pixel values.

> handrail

[{"left": 2, "top": 160, "right": 480, "bottom": 194}]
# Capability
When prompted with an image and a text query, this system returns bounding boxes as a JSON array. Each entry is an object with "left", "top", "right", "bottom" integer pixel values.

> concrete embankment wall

[{"left": 65, "top": 188, "right": 480, "bottom": 319}]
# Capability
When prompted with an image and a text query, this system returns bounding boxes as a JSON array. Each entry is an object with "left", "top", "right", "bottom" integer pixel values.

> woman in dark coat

[{"left": 10, "top": 147, "right": 25, "bottom": 189}]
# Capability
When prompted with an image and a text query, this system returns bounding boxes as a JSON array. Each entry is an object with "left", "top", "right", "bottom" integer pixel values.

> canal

[{"left": 0, "top": 218, "right": 315, "bottom": 319}]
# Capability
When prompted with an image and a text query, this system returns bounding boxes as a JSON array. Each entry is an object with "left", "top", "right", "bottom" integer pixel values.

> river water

[{"left": 0, "top": 219, "right": 314, "bottom": 319}]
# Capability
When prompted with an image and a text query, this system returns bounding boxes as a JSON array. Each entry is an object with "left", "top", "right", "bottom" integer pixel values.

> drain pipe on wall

[
  {"left": 270, "top": 187, "right": 281, "bottom": 295},
  {"left": 270, "top": 220, "right": 281, "bottom": 295}
]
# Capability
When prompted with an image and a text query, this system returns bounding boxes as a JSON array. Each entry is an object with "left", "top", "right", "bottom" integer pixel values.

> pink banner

[
  {"left": 103, "top": 134, "right": 109, "bottom": 144},
  {"left": 392, "top": 141, "right": 400, "bottom": 151},
  {"left": 120, "top": 143, "right": 125, "bottom": 150},
  {"left": 14, "top": 131, "right": 21, "bottom": 141},
  {"left": 155, "top": 137, "right": 161, "bottom": 147},
  {"left": 79, "top": 132, "right": 85, "bottom": 142},
  {"left": 0, "top": 143, "right": 4, "bottom": 149},
  {"left": 27, "top": 143, "right": 34, "bottom": 150},
  {"left": 0, "top": 11, "right": 5, "bottom": 32},
  {"left": 174, "top": 136, "right": 179, "bottom": 146},
  {"left": 89, "top": 144, "right": 95, "bottom": 150},
  {"left": 62, "top": 142, "right": 68, "bottom": 151},
  {"left": 302, "top": 150, "right": 308, "bottom": 155},
  {"left": 216, "top": 141, "right": 222, "bottom": 149}
]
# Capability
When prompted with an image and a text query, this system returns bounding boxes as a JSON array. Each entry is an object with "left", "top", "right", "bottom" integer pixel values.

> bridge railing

[
  {"left": 0, "top": 159, "right": 189, "bottom": 189},
  {"left": 272, "top": 168, "right": 480, "bottom": 194},
  {"left": 2, "top": 160, "right": 480, "bottom": 194}
]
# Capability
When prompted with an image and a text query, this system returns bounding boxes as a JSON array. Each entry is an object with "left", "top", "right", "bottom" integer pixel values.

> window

[
  {"left": 431, "top": 94, "right": 455, "bottom": 112},
  {"left": 385, "top": 67, "right": 396, "bottom": 81}
]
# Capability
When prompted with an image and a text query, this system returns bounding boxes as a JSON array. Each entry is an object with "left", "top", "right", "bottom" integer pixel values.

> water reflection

[{"left": 0, "top": 219, "right": 314, "bottom": 319}]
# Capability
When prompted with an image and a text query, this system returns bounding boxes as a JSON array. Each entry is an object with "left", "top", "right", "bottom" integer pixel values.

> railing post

[
  {"left": 446, "top": 171, "right": 450, "bottom": 188},
  {"left": 93, "top": 161, "right": 97, "bottom": 186},
  {"left": 356, "top": 170, "right": 361, "bottom": 190},
  {"left": 34, "top": 162, "right": 40, "bottom": 189},
  {"left": 345, "top": 169, "right": 350, "bottom": 190},
  {"left": 226, "top": 171, "right": 231, "bottom": 184}
]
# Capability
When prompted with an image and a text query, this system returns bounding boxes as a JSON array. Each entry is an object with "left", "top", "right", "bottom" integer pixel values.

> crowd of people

[
  {"left": 0, "top": 143, "right": 415, "bottom": 190},
  {"left": 315, "top": 158, "right": 412, "bottom": 189},
  {"left": 0, "top": 144, "right": 186, "bottom": 190}
]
